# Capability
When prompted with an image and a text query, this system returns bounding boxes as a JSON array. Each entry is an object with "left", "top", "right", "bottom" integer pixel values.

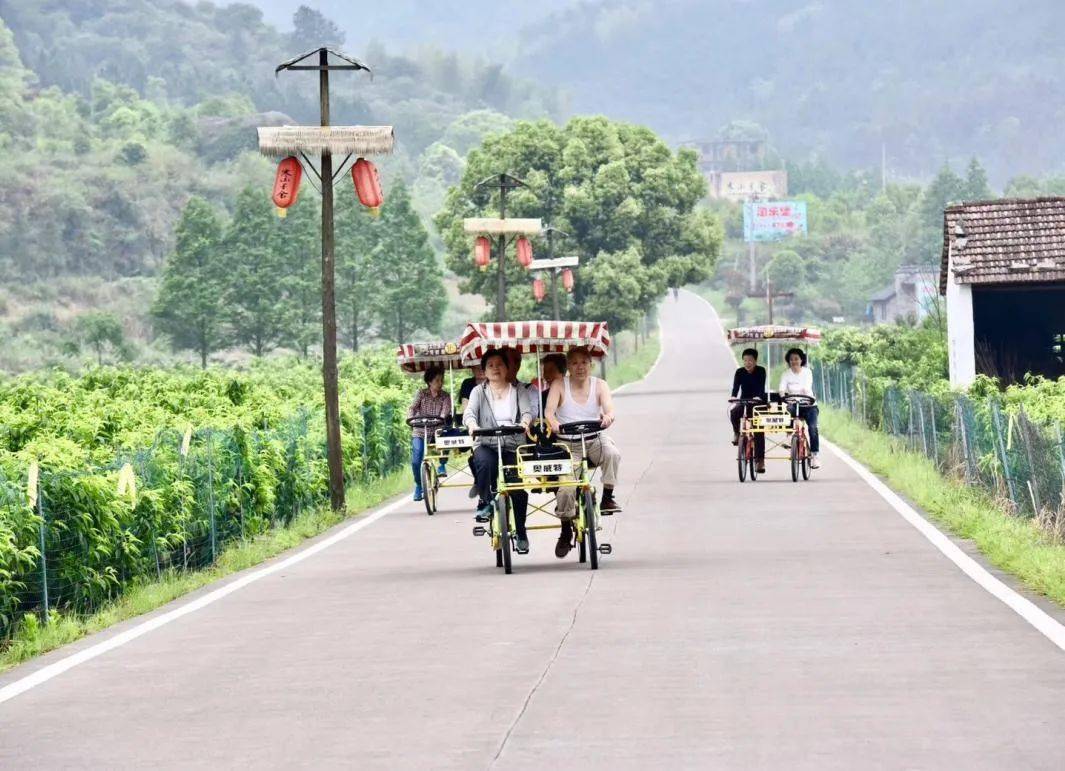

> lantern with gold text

[
  {"left": 272, "top": 156, "right": 303, "bottom": 218},
  {"left": 532, "top": 278, "right": 546, "bottom": 302},
  {"left": 515, "top": 236, "right": 533, "bottom": 268},
  {"left": 351, "top": 157, "right": 384, "bottom": 216},
  {"left": 474, "top": 236, "right": 492, "bottom": 271},
  {"left": 561, "top": 268, "right": 575, "bottom": 292}
]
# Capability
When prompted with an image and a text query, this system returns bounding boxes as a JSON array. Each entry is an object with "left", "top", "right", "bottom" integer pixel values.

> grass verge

[
  {"left": 0, "top": 471, "right": 409, "bottom": 674},
  {"left": 822, "top": 407, "right": 1065, "bottom": 607},
  {"left": 606, "top": 331, "right": 661, "bottom": 390}
]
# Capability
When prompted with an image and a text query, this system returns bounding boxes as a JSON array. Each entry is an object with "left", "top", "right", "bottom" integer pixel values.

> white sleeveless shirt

[{"left": 557, "top": 376, "right": 601, "bottom": 424}]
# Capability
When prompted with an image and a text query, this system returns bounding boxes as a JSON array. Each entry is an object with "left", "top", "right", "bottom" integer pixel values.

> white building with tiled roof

[{"left": 941, "top": 198, "right": 1065, "bottom": 386}]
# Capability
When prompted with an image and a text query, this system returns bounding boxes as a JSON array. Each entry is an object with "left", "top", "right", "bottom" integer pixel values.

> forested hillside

[
  {"left": 515, "top": 0, "right": 1065, "bottom": 182},
  {"left": 0, "top": 2, "right": 555, "bottom": 370}
]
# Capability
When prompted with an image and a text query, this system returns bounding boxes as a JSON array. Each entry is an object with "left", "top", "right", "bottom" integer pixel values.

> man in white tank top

[{"left": 545, "top": 346, "right": 622, "bottom": 558}]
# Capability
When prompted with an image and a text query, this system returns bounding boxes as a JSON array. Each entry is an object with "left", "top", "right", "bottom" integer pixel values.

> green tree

[
  {"left": 581, "top": 248, "right": 658, "bottom": 362},
  {"left": 372, "top": 182, "right": 446, "bottom": 344},
  {"left": 277, "top": 199, "right": 321, "bottom": 359},
  {"left": 290, "top": 6, "right": 346, "bottom": 51},
  {"left": 963, "top": 157, "right": 993, "bottom": 201},
  {"left": 335, "top": 197, "right": 381, "bottom": 352},
  {"left": 152, "top": 197, "right": 228, "bottom": 367},
  {"left": 917, "top": 162, "right": 966, "bottom": 262},
  {"left": 436, "top": 117, "right": 720, "bottom": 328},
  {"left": 71, "top": 312, "right": 129, "bottom": 365},
  {"left": 224, "top": 188, "right": 288, "bottom": 357}
]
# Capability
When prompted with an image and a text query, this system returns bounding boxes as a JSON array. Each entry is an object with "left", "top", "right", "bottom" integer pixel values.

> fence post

[
  {"left": 928, "top": 398, "right": 938, "bottom": 465},
  {"left": 916, "top": 393, "right": 929, "bottom": 456},
  {"left": 207, "top": 432, "right": 217, "bottom": 564},
  {"left": 956, "top": 399, "right": 972, "bottom": 482},
  {"left": 38, "top": 488, "right": 49, "bottom": 623},
  {"left": 991, "top": 402, "right": 1019, "bottom": 511},
  {"left": 1018, "top": 408, "right": 1040, "bottom": 515}
]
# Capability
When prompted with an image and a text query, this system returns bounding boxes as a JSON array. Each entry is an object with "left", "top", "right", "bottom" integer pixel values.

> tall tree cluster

[
  {"left": 435, "top": 117, "right": 723, "bottom": 329},
  {"left": 152, "top": 182, "right": 444, "bottom": 366}
]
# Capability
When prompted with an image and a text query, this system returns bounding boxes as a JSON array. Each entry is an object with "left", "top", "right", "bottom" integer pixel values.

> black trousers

[
  {"left": 471, "top": 444, "right": 529, "bottom": 536},
  {"left": 786, "top": 404, "right": 820, "bottom": 453},
  {"left": 729, "top": 403, "right": 765, "bottom": 461}
]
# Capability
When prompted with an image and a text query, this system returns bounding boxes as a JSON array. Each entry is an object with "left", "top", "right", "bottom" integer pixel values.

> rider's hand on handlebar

[{"left": 600, "top": 412, "right": 615, "bottom": 429}]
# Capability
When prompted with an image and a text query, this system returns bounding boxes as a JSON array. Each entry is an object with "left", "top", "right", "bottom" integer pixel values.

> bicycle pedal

[
  {"left": 597, "top": 543, "right": 612, "bottom": 555},
  {"left": 472, "top": 526, "right": 486, "bottom": 537},
  {"left": 601, "top": 509, "right": 615, "bottom": 516}
]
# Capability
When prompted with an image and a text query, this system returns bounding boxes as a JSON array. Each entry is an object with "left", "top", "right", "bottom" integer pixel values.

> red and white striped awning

[
  {"left": 458, "top": 320, "right": 611, "bottom": 364},
  {"left": 726, "top": 325, "right": 822, "bottom": 345},
  {"left": 395, "top": 341, "right": 466, "bottom": 374}
]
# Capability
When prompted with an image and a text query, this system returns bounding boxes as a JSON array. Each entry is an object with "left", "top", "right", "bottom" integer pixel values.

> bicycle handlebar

[
  {"left": 558, "top": 420, "right": 604, "bottom": 436},
  {"left": 782, "top": 394, "right": 817, "bottom": 406},
  {"left": 472, "top": 424, "right": 528, "bottom": 438},
  {"left": 407, "top": 416, "right": 446, "bottom": 429}
]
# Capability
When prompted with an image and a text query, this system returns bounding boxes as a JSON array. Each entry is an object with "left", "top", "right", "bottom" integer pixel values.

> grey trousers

[{"left": 554, "top": 434, "right": 621, "bottom": 519}]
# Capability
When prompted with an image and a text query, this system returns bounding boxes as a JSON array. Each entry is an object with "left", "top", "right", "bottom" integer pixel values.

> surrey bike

[
  {"left": 397, "top": 341, "right": 476, "bottom": 514},
  {"left": 460, "top": 319, "right": 615, "bottom": 574},
  {"left": 726, "top": 325, "right": 821, "bottom": 483}
]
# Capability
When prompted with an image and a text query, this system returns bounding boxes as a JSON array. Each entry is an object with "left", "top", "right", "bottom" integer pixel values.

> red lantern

[
  {"left": 561, "top": 268, "right": 575, "bottom": 292},
  {"left": 532, "top": 278, "right": 546, "bottom": 302},
  {"left": 474, "top": 236, "right": 492, "bottom": 270},
  {"left": 351, "top": 158, "right": 383, "bottom": 215},
  {"left": 515, "top": 236, "right": 533, "bottom": 268},
  {"left": 272, "top": 156, "right": 302, "bottom": 218}
]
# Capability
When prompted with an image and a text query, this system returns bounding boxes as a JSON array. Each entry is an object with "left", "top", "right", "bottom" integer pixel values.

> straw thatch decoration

[
  {"left": 462, "top": 218, "right": 543, "bottom": 236},
  {"left": 258, "top": 126, "right": 394, "bottom": 157}
]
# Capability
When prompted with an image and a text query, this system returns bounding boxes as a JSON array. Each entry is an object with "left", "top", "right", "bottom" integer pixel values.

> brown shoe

[
  {"left": 601, "top": 490, "right": 621, "bottom": 513},
  {"left": 756, "top": 462, "right": 766, "bottom": 474},
  {"left": 555, "top": 522, "right": 573, "bottom": 558},
  {"left": 731, "top": 432, "right": 739, "bottom": 446}
]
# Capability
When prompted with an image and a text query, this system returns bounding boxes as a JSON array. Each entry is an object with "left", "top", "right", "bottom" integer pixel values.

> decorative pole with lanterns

[
  {"left": 258, "top": 47, "right": 394, "bottom": 512},
  {"left": 463, "top": 173, "right": 541, "bottom": 322},
  {"left": 529, "top": 226, "right": 578, "bottom": 320}
]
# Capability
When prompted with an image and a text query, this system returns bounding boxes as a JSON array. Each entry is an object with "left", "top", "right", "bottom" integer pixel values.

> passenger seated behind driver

[
  {"left": 730, "top": 347, "right": 766, "bottom": 474},
  {"left": 778, "top": 347, "right": 821, "bottom": 469},
  {"left": 545, "top": 346, "right": 621, "bottom": 559},
  {"left": 463, "top": 349, "right": 534, "bottom": 554},
  {"left": 407, "top": 366, "right": 451, "bottom": 502}
]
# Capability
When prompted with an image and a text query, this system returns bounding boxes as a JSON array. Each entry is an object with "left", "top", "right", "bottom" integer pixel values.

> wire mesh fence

[
  {"left": 0, "top": 399, "right": 408, "bottom": 641},
  {"left": 814, "top": 363, "right": 1065, "bottom": 531}
]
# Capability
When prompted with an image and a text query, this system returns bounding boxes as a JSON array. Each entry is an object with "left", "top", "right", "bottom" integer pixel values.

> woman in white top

[
  {"left": 779, "top": 347, "right": 820, "bottom": 468},
  {"left": 463, "top": 350, "right": 533, "bottom": 552},
  {"left": 545, "top": 346, "right": 621, "bottom": 558}
]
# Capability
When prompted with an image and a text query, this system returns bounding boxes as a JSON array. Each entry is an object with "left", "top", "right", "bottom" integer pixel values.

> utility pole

[
  {"left": 546, "top": 227, "right": 561, "bottom": 320},
  {"left": 463, "top": 174, "right": 539, "bottom": 323},
  {"left": 261, "top": 47, "right": 394, "bottom": 512},
  {"left": 476, "top": 173, "right": 526, "bottom": 322}
]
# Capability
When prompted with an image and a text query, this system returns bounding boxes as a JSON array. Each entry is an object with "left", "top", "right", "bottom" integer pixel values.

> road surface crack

[{"left": 488, "top": 574, "right": 595, "bottom": 768}]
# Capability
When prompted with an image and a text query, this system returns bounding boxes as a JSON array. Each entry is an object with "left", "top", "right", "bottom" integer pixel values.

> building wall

[{"left": 945, "top": 249, "right": 976, "bottom": 387}]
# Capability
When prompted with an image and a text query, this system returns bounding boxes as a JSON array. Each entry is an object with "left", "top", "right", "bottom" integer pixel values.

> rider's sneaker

[
  {"left": 515, "top": 536, "right": 530, "bottom": 554},
  {"left": 413, "top": 486, "right": 423, "bottom": 502},
  {"left": 600, "top": 489, "right": 621, "bottom": 514},
  {"left": 809, "top": 453, "right": 821, "bottom": 469},
  {"left": 474, "top": 502, "right": 492, "bottom": 522},
  {"left": 555, "top": 523, "right": 574, "bottom": 558},
  {"left": 756, "top": 462, "right": 766, "bottom": 474},
  {"left": 437, "top": 463, "right": 447, "bottom": 477}
]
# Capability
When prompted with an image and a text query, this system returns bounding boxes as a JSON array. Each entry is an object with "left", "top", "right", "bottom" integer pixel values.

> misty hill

[{"left": 511, "top": 0, "right": 1064, "bottom": 183}]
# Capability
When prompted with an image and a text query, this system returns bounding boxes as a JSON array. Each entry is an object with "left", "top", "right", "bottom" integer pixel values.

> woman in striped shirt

[{"left": 408, "top": 366, "right": 452, "bottom": 501}]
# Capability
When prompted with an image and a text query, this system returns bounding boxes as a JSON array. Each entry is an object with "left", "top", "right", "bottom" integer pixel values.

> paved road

[{"left": 3, "top": 290, "right": 1065, "bottom": 769}]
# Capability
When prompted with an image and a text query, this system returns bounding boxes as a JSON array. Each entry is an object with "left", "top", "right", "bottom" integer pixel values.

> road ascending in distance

[{"left": 3, "top": 290, "right": 1065, "bottom": 768}]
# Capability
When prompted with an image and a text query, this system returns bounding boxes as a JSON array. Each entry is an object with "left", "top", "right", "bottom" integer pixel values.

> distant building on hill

[
  {"left": 867, "top": 265, "right": 940, "bottom": 324},
  {"left": 941, "top": 197, "right": 1065, "bottom": 386}
]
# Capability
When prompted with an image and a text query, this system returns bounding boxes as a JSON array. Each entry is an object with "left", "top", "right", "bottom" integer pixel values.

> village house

[
  {"left": 941, "top": 197, "right": 1065, "bottom": 387},
  {"left": 868, "top": 265, "right": 940, "bottom": 324}
]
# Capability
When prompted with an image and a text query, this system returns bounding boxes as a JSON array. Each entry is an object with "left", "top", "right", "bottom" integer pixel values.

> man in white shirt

[{"left": 779, "top": 347, "right": 821, "bottom": 469}]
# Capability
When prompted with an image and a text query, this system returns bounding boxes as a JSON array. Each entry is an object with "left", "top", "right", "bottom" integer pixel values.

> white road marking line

[
  {"left": 0, "top": 494, "right": 412, "bottom": 705},
  {"left": 694, "top": 286, "right": 1065, "bottom": 652},
  {"left": 825, "top": 439, "right": 1065, "bottom": 653}
]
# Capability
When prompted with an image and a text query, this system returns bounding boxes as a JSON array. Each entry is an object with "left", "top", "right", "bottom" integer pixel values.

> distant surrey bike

[{"left": 726, "top": 324, "right": 823, "bottom": 483}]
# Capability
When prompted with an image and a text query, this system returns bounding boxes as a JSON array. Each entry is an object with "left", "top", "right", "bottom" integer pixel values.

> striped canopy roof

[
  {"left": 458, "top": 321, "right": 611, "bottom": 364},
  {"left": 395, "top": 341, "right": 467, "bottom": 374},
  {"left": 726, "top": 325, "right": 822, "bottom": 345}
]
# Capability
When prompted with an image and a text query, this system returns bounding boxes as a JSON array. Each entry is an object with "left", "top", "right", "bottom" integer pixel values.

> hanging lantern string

[
  {"left": 298, "top": 153, "right": 324, "bottom": 196},
  {"left": 330, "top": 153, "right": 354, "bottom": 184}
]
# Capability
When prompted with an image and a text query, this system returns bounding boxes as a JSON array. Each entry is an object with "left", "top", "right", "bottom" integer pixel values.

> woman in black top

[{"left": 730, "top": 348, "right": 766, "bottom": 471}]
